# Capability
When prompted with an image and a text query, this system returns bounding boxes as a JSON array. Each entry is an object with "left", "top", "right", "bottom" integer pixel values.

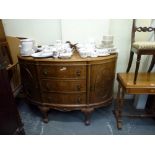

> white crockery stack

[{"left": 102, "top": 35, "right": 114, "bottom": 48}]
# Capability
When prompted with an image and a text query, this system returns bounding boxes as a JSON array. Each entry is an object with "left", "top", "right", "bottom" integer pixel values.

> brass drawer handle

[
  {"left": 60, "top": 67, "right": 67, "bottom": 71},
  {"left": 76, "top": 85, "right": 81, "bottom": 91},
  {"left": 76, "top": 70, "right": 81, "bottom": 76}
]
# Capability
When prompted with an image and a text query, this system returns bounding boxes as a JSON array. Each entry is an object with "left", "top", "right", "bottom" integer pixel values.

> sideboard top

[{"left": 18, "top": 51, "right": 118, "bottom": 62}]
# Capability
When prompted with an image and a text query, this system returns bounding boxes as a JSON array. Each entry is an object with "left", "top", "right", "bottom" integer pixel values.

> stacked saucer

[
  {"left": 96, "top": 35, "right": 114, "bottom": 49},
  {"left": 102, "top": 35, "right": 114, "bottom": 48}
]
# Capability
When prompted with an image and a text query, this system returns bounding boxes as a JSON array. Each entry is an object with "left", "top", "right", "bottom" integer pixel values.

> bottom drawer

[{"left": 42, "top": 93, "right": 86, "bottom": 105}]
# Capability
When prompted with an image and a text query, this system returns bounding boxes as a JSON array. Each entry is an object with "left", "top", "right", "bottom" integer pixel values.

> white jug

[{"left": 19, "top": 39, "right": 36, "bottom": 56}]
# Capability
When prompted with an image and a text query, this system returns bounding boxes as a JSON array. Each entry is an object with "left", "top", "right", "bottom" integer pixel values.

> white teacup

[
  {"left": 103, "top": 35, "right": 113, "bottom": 41},
  {"left": 90, "top": 51, "right": 98, "bottom": 57},
  {"left": 79, "top": 49, "right": 88, "bottom": 58}
]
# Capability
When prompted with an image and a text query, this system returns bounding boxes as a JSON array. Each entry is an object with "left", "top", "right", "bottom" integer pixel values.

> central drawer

[
  {"left": 40, "top": 79, "right": 86, "bottom": 92},
  {"left": 38, "top": 63, "right": 86, "bottom": 79},
  {"left": 42, "top": 93, "right": 86, "bottom": 105}
]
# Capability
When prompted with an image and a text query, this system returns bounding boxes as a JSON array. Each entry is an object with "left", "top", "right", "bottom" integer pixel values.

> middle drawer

[{"left": 40, "top": 79, "right": 86, "bottom": 92}]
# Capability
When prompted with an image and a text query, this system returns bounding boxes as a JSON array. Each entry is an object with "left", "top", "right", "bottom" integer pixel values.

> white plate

[
  {"left": 98, "top": 53, "right": 110, "bottom": 56},
  {"left": 20, "top": 54, "right": 32, "bottom": 56},
  {"left": 31, "top": 52, "right": 53, "bottom": 58}
]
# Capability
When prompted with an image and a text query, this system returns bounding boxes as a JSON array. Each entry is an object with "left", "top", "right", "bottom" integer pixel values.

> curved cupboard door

[{"left": 89, "top": 58, "right": 117, "bottom": 105}]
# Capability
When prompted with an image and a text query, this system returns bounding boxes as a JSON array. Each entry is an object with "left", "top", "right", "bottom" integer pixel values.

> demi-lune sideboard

[{"left": 18, "top": 52, "right": 117, "bottom": 125}]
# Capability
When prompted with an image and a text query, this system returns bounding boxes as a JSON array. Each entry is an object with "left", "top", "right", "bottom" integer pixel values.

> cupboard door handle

[
  {"left": 35, "top": 84, "right": 38, "bottom": 89},
  {"left": 76, "top": 70, "right": 81, "bottom": 76},
  {"left": 43, "top": 70, "right": 48, "bottom": 75},
  {"left": 77, "top": 97, "right": 82, "bottom": 104},
  {"left": 90, "top": 85, "right": 95, "bottom": 91},
  {"left": 76, "top": 85, "right": 81, "bottom": 91},
  {"left": 90, "top": 85, "right": 92, "bottom": 91},
  {"left": 48, "top": 97, "right": 52, "bottom": 102},
  {"left": 46, "top": 83, "right": 50, "bottom": 90}
]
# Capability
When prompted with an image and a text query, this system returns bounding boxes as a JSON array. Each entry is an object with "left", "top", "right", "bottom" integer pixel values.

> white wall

[
  {"left": 110, "top": 19, "right": 132, "bottom": 72},
  {"left": 61, "top": 19, "right": 110, "bottom": 44},
  {"left": 2, "top": 19, "right": 61, "bottom": 45}
]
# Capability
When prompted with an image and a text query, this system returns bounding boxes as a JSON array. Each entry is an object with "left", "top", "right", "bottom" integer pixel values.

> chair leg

[
  {"left": 134, "top": 54, "right": 141, "bottom": 84},
  {"left": 148, "top": 55, "right": 155, "bottom": 73},
  {"left": 126, "top": 51, "right": 134, "bottom": 73}
]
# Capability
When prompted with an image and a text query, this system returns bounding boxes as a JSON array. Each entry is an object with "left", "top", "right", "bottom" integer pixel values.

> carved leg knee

[
  {"left": 81, "top": 108, "right": 94, "bottom": 126},
  {"left": 38, "top": 106, "right": 50, "bottom": 123}
]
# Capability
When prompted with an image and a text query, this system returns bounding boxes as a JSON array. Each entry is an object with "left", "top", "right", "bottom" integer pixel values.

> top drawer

[{"left": 38, "top": 63, "right": 86, "bottom": 79}]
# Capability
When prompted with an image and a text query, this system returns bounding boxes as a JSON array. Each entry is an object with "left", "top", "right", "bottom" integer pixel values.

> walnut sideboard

[{"left": 18, "top": 52, "right": 117, "bottom": 125}]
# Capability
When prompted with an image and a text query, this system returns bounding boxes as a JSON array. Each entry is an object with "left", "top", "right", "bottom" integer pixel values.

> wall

[
  {"left": 61, "top": 19, "right": 110, "bottom": 44},
  {"left": 2, "top": 19, "right": 152, "bottom": 96},
  {"left": 2, "top": 19, "right": 61, "bottom": 45}
]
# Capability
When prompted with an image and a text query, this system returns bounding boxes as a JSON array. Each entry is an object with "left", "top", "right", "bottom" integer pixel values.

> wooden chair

[
  {"left": 126, "top": 19, "right": 155, "bottom": 84},
  {"left": 113, "top": 72, "right": 155, "bottom": 129}
]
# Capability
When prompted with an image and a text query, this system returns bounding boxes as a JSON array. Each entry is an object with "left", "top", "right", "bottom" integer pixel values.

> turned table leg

[
  {"left": 38, "top": 106, "right": 50, "bottom": 123},
  {"left": 117, "top": 89, "right": 125, "bottom": 129},
  {"left": 113, "top": 83, "right": 125, "bottom": 129},
  {"left": 113, "top": 83, "right": 121, "bottom": 129},
  {"left": 81, "top": 108, "right": 94, "bottom": 125}
]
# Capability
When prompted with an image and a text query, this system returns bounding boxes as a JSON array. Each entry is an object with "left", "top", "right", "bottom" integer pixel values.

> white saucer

[{"left": 31, "top": 52, "right": 53, "bottom": 58}]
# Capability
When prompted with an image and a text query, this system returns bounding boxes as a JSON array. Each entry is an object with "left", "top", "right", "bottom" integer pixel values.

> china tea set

[
  {"left": 19, "top": 39, "right": 73, "bottom": 58},
  {"left": 19, "top": 35, "right": 116, "bottom": 59},
  {"left": 78, "top": 35, "right": 116, "bottom": 58}
]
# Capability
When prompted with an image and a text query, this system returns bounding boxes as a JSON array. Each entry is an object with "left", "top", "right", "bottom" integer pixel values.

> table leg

[
  {"left": 113, "top": 83, "right": 125, "bottom": 129},
  {"left": 113, "top": 84, "right": 121, "bottom": 129},
  {"left": 117, "top": 89, "right": 125, "bottom": 129}
]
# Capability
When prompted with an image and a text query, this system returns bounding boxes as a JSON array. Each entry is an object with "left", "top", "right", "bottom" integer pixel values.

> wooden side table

[{"left": 114, "top": 72, "right": 155, "bottom": 129}]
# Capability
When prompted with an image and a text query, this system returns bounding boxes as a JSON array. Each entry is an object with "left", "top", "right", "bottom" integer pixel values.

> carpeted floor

[{"left": 17, "top": 98, "right": 155, "bottom": 135}]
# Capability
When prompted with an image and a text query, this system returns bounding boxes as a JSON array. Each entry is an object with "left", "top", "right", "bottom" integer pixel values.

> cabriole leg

[
  {"left": 81, "top": 108, "right": 94, "bottom": 125},
  {"left": 38, "top": 106, "right": 50, "bottom": 123}
]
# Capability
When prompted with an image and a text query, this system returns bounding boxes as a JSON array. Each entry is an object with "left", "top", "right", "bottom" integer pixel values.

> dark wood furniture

[
  {"left": 0, "top": 67, "right": 25, "bottom": 134},
  {"left": 0, "top": 20, "right": 24, "bottom": 134},
  {"left": 18, "top": 52, "right": 117, "bottom": 125},
  {"left": 114, "top": 72, "right": 155, "bottom": 129},
  {"left": 0, "top": 19, "right": 21, "bottom": 96},
  {"left": 126, "top": 19, "right": 155, "bottom": 84},
  {"left": 0, "top": 20, "right": 12, "bottom": 68}
]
